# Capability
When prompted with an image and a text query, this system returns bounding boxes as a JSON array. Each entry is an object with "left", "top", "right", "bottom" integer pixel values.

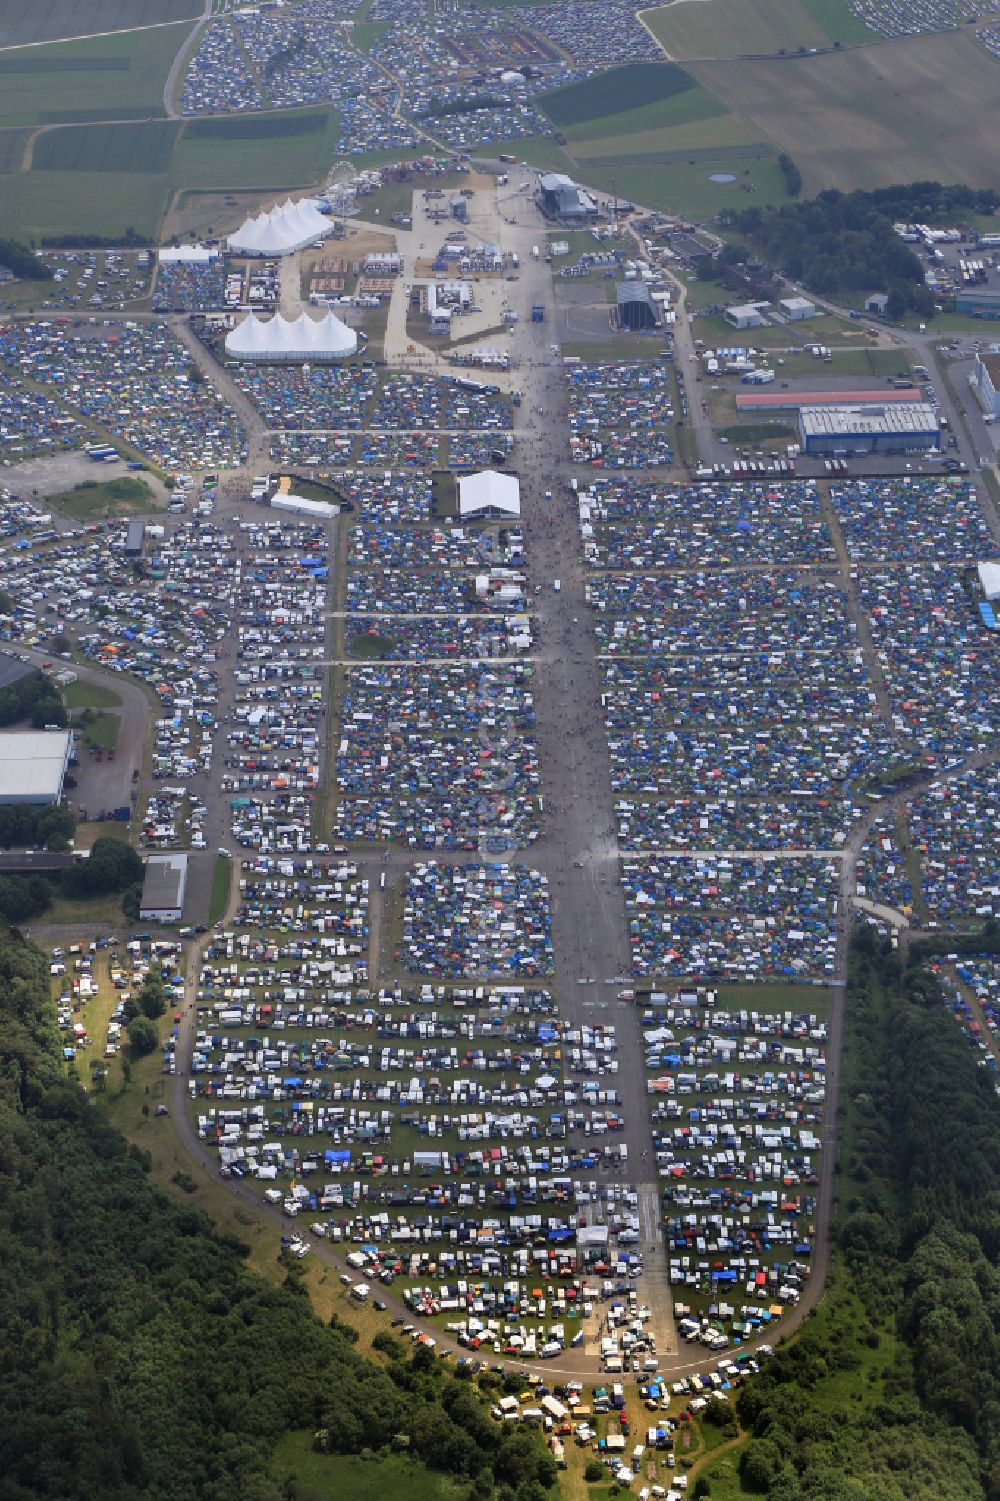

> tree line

[
  {"left": 0, "top": 922, "right": 558, "bottom": 1501},
  {"left": 0, "top": 670, "right": 67, "bottom": 731},
  {"left": 0, "top": 239, "right": 53, "bottom": 282},
  {"left": 729, "top": 929, "right": 1000, "bottom": 1499}
]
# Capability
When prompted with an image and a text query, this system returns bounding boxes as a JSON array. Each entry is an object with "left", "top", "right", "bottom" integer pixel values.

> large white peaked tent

[
  {"left": 458, "top": 469, "right": 521, "bottom": 518},
  {"left": 228, "top": 197, "right": 333, "bottom": 256},
  {"left": 225, "top": 310, "right": 358, "bottom": 362}
]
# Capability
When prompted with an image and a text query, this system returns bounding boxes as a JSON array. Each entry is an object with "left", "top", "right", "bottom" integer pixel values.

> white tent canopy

[
  {"left": 228, "top": 197, "right": 332, "bottom": 256},
  {"left": 979, "top": 560, "right": 1000, "bottom": 601},
  {"left": 225, "top": 310, "right": 358, "bottom": 363},
  {"left": 159, "top": 244, "right": 218, "bottom": 263},
  {"left": 458, "top": 469, "right": 521, "bottom": 518}
]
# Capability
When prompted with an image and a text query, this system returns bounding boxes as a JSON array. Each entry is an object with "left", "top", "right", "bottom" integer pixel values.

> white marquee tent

[
  {"left": 228, "top": 197, "right": 332, "bottom": 256},
  {"left": 225, "top": 310, "right": 358, "bottom": 362},
  {"left": 458, "top": 469, "right": 521, "bottom": 518}
]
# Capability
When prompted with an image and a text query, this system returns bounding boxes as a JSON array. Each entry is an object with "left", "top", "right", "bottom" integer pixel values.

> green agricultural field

[
  {"left": 173, "top": 108, "right": 338, "bottom": 190},
  {"left": 477, "top": 135, "right": 577, "bottom": 176},
  {"left": 0, "top": 129, "right": 29, "bottom": 172},
  {"left": 0, "top": 25, "right": 183, "bottom": 127},
  {"left": 0, "top": 107, "right": 338, "bottom": 241},
  {"left": 644, "top": 0, "right": 873, "bottom": 61},
  {"left": 34, "top": 119, "right": 179, "bottom": 171},
  {"left": 576, "top": 150, "right": 791, "bottom": 219},
  {"left": 560, "top": 80, "right": 727, "bottom": 146},
  {"left": 693, "top": 28, "right": 1000, "bottom": 193},
  {"left": 0, "top": 167, "right": 165, "bottom": 239},
  {"left": 541, "top": 61, "right": 699, "bottom": 127},
  {"left": 0, "top": 0, "right": 200, "bottom": 48},
  {"left": 185, "top": 112, "right": 328, "bottom": 143}
]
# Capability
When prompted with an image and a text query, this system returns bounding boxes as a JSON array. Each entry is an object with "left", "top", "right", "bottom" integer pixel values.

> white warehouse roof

[
  {"left": 458, "top": 469, "right": 521, "bottom": 518},
  {"left": 225, "top": 310, "right": 358, "bottom": 362},
  {"left": 0, "top": 730, "right": 72, "bottom": 804},
  {"left": 228, "top": 197, "right": 332, "bottom": 256},
  {"left": 799, "top": 403, "right": 939, "bottom": 437}
]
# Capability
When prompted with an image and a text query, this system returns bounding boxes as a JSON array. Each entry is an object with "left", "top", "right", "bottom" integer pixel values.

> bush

[{"left": 584, "top": 1461, "right": 604, "bottom": 1483}]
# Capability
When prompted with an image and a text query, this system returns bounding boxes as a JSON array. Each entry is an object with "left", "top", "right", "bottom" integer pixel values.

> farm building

[
  {"left": 864, "top": 293, "right": 889, "bottom": 315},
  {"left": 228, "top": 198, "right": 332, "bottom": 256},
  {"left": 616, "top": 282, "right": 660, "bottom": 332},
  {"left": 225, "top": 310, "right": 357, "bottom": 362},
  {"left": 972, "top": 353, "right": 1000, "bottom": 415},
  {"left": 458, "top": 470, "right": 521, "bottom": 519},
  {"left": 139, "top": 853, "right": 189, "bottom": 923},
  {"left": 0, "top": 730, "right": 72, "bottom": 806},
  {"left": 538, "top": 173, "right": 598, "bottom": 221},
  {"left": 954, "top": 290, "right": 1000, "bottom": 318},
  {"left": 780, "top": 296, "right": 816, "bottom": 321},
  {"left": 798, "top": 403, "right": 939, "bottom": 455},
  {"left": 724, "top": 303, "right": 765, "bottom": 330}
]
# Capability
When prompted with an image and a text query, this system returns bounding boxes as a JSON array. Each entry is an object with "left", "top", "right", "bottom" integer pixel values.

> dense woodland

[
  {"left": 721, "top": 182, "right": 1000, "bottom": 315},
  {"left": 0, "top": 922, "right": 558, "bottom": 1501},
  {"left": 732, "top": 929, "right": 1000, "bottom": 1500}
]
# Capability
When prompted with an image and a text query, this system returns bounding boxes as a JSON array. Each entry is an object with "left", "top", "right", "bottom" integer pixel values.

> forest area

[
  {"left": 718, "top": 181, "right": 1000, "bottom": 314},
  {"left": 0, "top": 923, "right": 557, "bottom": 1501},
  {"left": 725, "top": 928, "right": 1000, "bottom": 1500}
]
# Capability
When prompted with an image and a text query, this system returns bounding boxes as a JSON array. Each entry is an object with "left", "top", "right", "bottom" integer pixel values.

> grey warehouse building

[
  {"left": 616, "top": 282, "right": 660, "bottom": 332},
  {"left": 139, "top": 853, "right": 189, "bottom": 922},
  {"left": 798, "top": 403, "right": 940, "bottom": 455}
]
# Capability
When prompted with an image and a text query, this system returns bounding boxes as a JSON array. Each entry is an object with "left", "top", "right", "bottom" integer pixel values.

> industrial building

[
  {"left": 955, "top": 290, "right": 1000, "bottom": 318},
  {"left": 0, "top": 653, "right": 33, "bottom": 693},
  {"left": 736, "top": 386, "right": 923, "bottom": 413},
  {"left": 724, "top": 303, "right": 765, "bottom": 330},
  {"left": 798, "top": 403, "right": 940, "bottom": 455},
  {"left": 125, "top": 520, "right": 145, "bottom": 557},
  {"left": 779, "top": 296, "right": 817, "bottom": 321},
  {"left": 0, "top": 730, "right": 72, "bottom": 805},
  {"left": 538, "top": 173, "right": 598, "bottom": 221},
  {"left": 228, "top": 198, "right": 332, "bottom": 256},
  {"left": 972, "top": 353, "right": 1000, "bottom": 416},
  {"left": 865, "top": 293, "right": 889, "bottom": 315},
  {"left": 458, "top": 470, "right": 521, "bottom": 519},
  {"left": 139, "top": 853, "right": 189, "bottom": 923},
  {"left": 225, "top": 310, "right": 357, "bottom": 362},
  {"left": 616, "top": 282, "right": 659, "bottom": 332}
]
